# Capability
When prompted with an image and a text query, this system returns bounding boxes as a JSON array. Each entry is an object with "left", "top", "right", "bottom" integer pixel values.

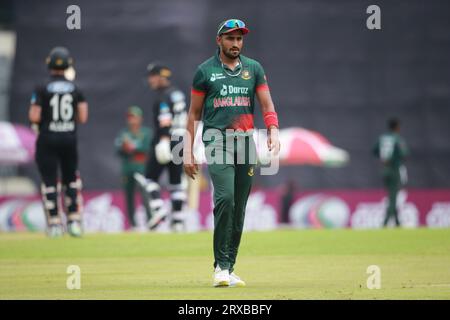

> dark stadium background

[{"left": 4, "top": 0, "right": 450, "bottom": 190}]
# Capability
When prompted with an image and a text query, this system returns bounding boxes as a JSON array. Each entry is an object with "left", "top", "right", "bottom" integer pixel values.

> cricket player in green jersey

[
  {"left": 115, "top": 106, "right": 152, "bottom": 228},
  {"left": 183, "top": 19, "right": 281, "bottom": 287},
  {"left": 373, "top": 118, "right": 408, "bottom": 227}
]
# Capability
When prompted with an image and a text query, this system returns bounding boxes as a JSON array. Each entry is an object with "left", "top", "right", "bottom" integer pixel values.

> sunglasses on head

[
  {"left": 218, "top": 19, "right": 246, "bottom": 35},
  {"left": 223, "top": 19, "right": 245, "bottom": 28}
]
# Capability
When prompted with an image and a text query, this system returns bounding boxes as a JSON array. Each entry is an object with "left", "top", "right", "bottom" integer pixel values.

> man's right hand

[
  {"left": 122, "top": 139, "right": 135, "bottom": 153},
  {"left": 183, "top": 153, "right": 199, "bottom": 180}
]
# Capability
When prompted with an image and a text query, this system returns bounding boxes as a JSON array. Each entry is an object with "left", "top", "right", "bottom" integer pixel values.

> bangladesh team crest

[{"left": 241, "top": 70, "right": 251, "bottom": 80}]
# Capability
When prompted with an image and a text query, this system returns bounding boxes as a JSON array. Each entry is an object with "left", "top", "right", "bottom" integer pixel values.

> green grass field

[{"left": 0, "top": 228, "right": 449, "bottom": 299}]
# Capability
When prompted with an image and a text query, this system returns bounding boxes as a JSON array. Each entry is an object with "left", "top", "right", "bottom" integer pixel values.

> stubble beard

[{"left": 222, "top": 47, "right": 240, "bottom": 60}]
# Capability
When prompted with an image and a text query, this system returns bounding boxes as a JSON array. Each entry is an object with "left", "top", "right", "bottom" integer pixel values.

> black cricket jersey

[
  {"left": 151, "top": 86, "right": 187, "bottom": 145},
  {"left": 31, "top": 75, "right": 85, "bottom": 137}
]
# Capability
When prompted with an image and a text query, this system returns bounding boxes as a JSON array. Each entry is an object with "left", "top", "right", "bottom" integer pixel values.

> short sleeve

[
  {"left": 191, "top": 67, "right": 207, "bottom": 96},
  {"left": 114, "top": 129, "right": 126, "bottom": 153},
  {"left": 254, "top": 62, "right": 269, "bottom": 92},
  {"left": 75, "top": 86, "right": 86, "bottom": 103},
  {"left": 30, "top": 86, "right": 43, "bottom": 105}
]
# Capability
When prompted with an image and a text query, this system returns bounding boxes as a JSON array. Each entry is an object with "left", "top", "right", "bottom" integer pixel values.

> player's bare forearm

[
  {"left": 256, "top": 89, "right": 280, "bottom": 153},
  {"left": 183, "top": 93, "right": 204, "bottom": 179},
  {"left": 28, "top": 104, "right": 42, "bottom": 123},
  {"left": 77, "top": 102, "right": 88, "bottom": 124},
  {"left": 159, "top": 134, "right": 171, "bottom": 141},
  {"left": 184, "top": 94, "right": 204, "bottom": 158},
  {"left": 256, "top": 89, "right": 276, "bottom": 114}
]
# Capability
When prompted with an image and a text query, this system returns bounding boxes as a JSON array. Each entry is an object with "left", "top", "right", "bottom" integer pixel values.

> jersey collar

[
  {"left": 215, "top": 48, "right": 242, "bottom": 77},
  {"left": 50, "top": 74, "right": 67, "bottom": 80}
]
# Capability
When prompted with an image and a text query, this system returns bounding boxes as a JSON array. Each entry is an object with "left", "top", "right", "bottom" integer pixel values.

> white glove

[{"left": 155, "top": 139, "right": 172, "bottom": 164}]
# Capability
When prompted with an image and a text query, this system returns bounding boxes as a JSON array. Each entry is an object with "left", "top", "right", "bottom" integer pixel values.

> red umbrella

[
  {"left": 275, "top": 127, "right": 349, "bottom": 166},
  {"left": 193, "top": 123, "right": 349, "bottom": 167}
]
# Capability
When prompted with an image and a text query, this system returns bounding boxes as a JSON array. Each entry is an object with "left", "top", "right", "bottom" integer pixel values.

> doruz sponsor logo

[{"left": 219, "top": 85, "right": 249, "bottom": 96}]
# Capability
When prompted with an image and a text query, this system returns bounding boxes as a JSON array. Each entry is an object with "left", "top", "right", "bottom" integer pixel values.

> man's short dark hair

[{"left": 388, "top": 118, "right": 400, "bottom": 131}]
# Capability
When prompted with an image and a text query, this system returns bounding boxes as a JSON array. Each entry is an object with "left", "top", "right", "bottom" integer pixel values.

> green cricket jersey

[
  {"left": 115, "top": 127, "right": 152, "bottom": 175},
  {"left": 373, "top": 132, "right": 408, "bottom": 174},
  {"left": 191, "top": 50, "right": 269, "bottom": 140}
]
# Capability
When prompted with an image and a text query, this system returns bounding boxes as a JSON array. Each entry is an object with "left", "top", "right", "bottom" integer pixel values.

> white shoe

[
  {"left": 171, "top": 222, "right": 185, "bottom": 233},
  {"left": 213, "top": 266, "right": 230, "bottom": 287},
  {"left": 229, "top": 272, "right": 246, "bottom": 287},
  {"left": 67, "top": 221, "right": 83, "bottom": 238},
  {"left": 47, "top": 224, "right": 64, "bottom": 238},
  {"left": 148, "top": 207, "right": 167, "bottom": 230}
]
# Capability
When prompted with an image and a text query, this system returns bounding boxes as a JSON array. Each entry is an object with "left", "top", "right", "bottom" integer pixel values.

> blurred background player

[
  {"left": 134, "top": 62, "right": 188, "bottom": 232},
  {"left": 115, "top": 106, "right": 152, "bottom": 229},
  {"left": 280, "top": 179, "right": 296, "bottom": 225},
  {"left": 28, "top": 46, "right": 88, "bottom": 237},
  {"left": 373, "top": 118, "right": 409, "bottom": 227}
]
